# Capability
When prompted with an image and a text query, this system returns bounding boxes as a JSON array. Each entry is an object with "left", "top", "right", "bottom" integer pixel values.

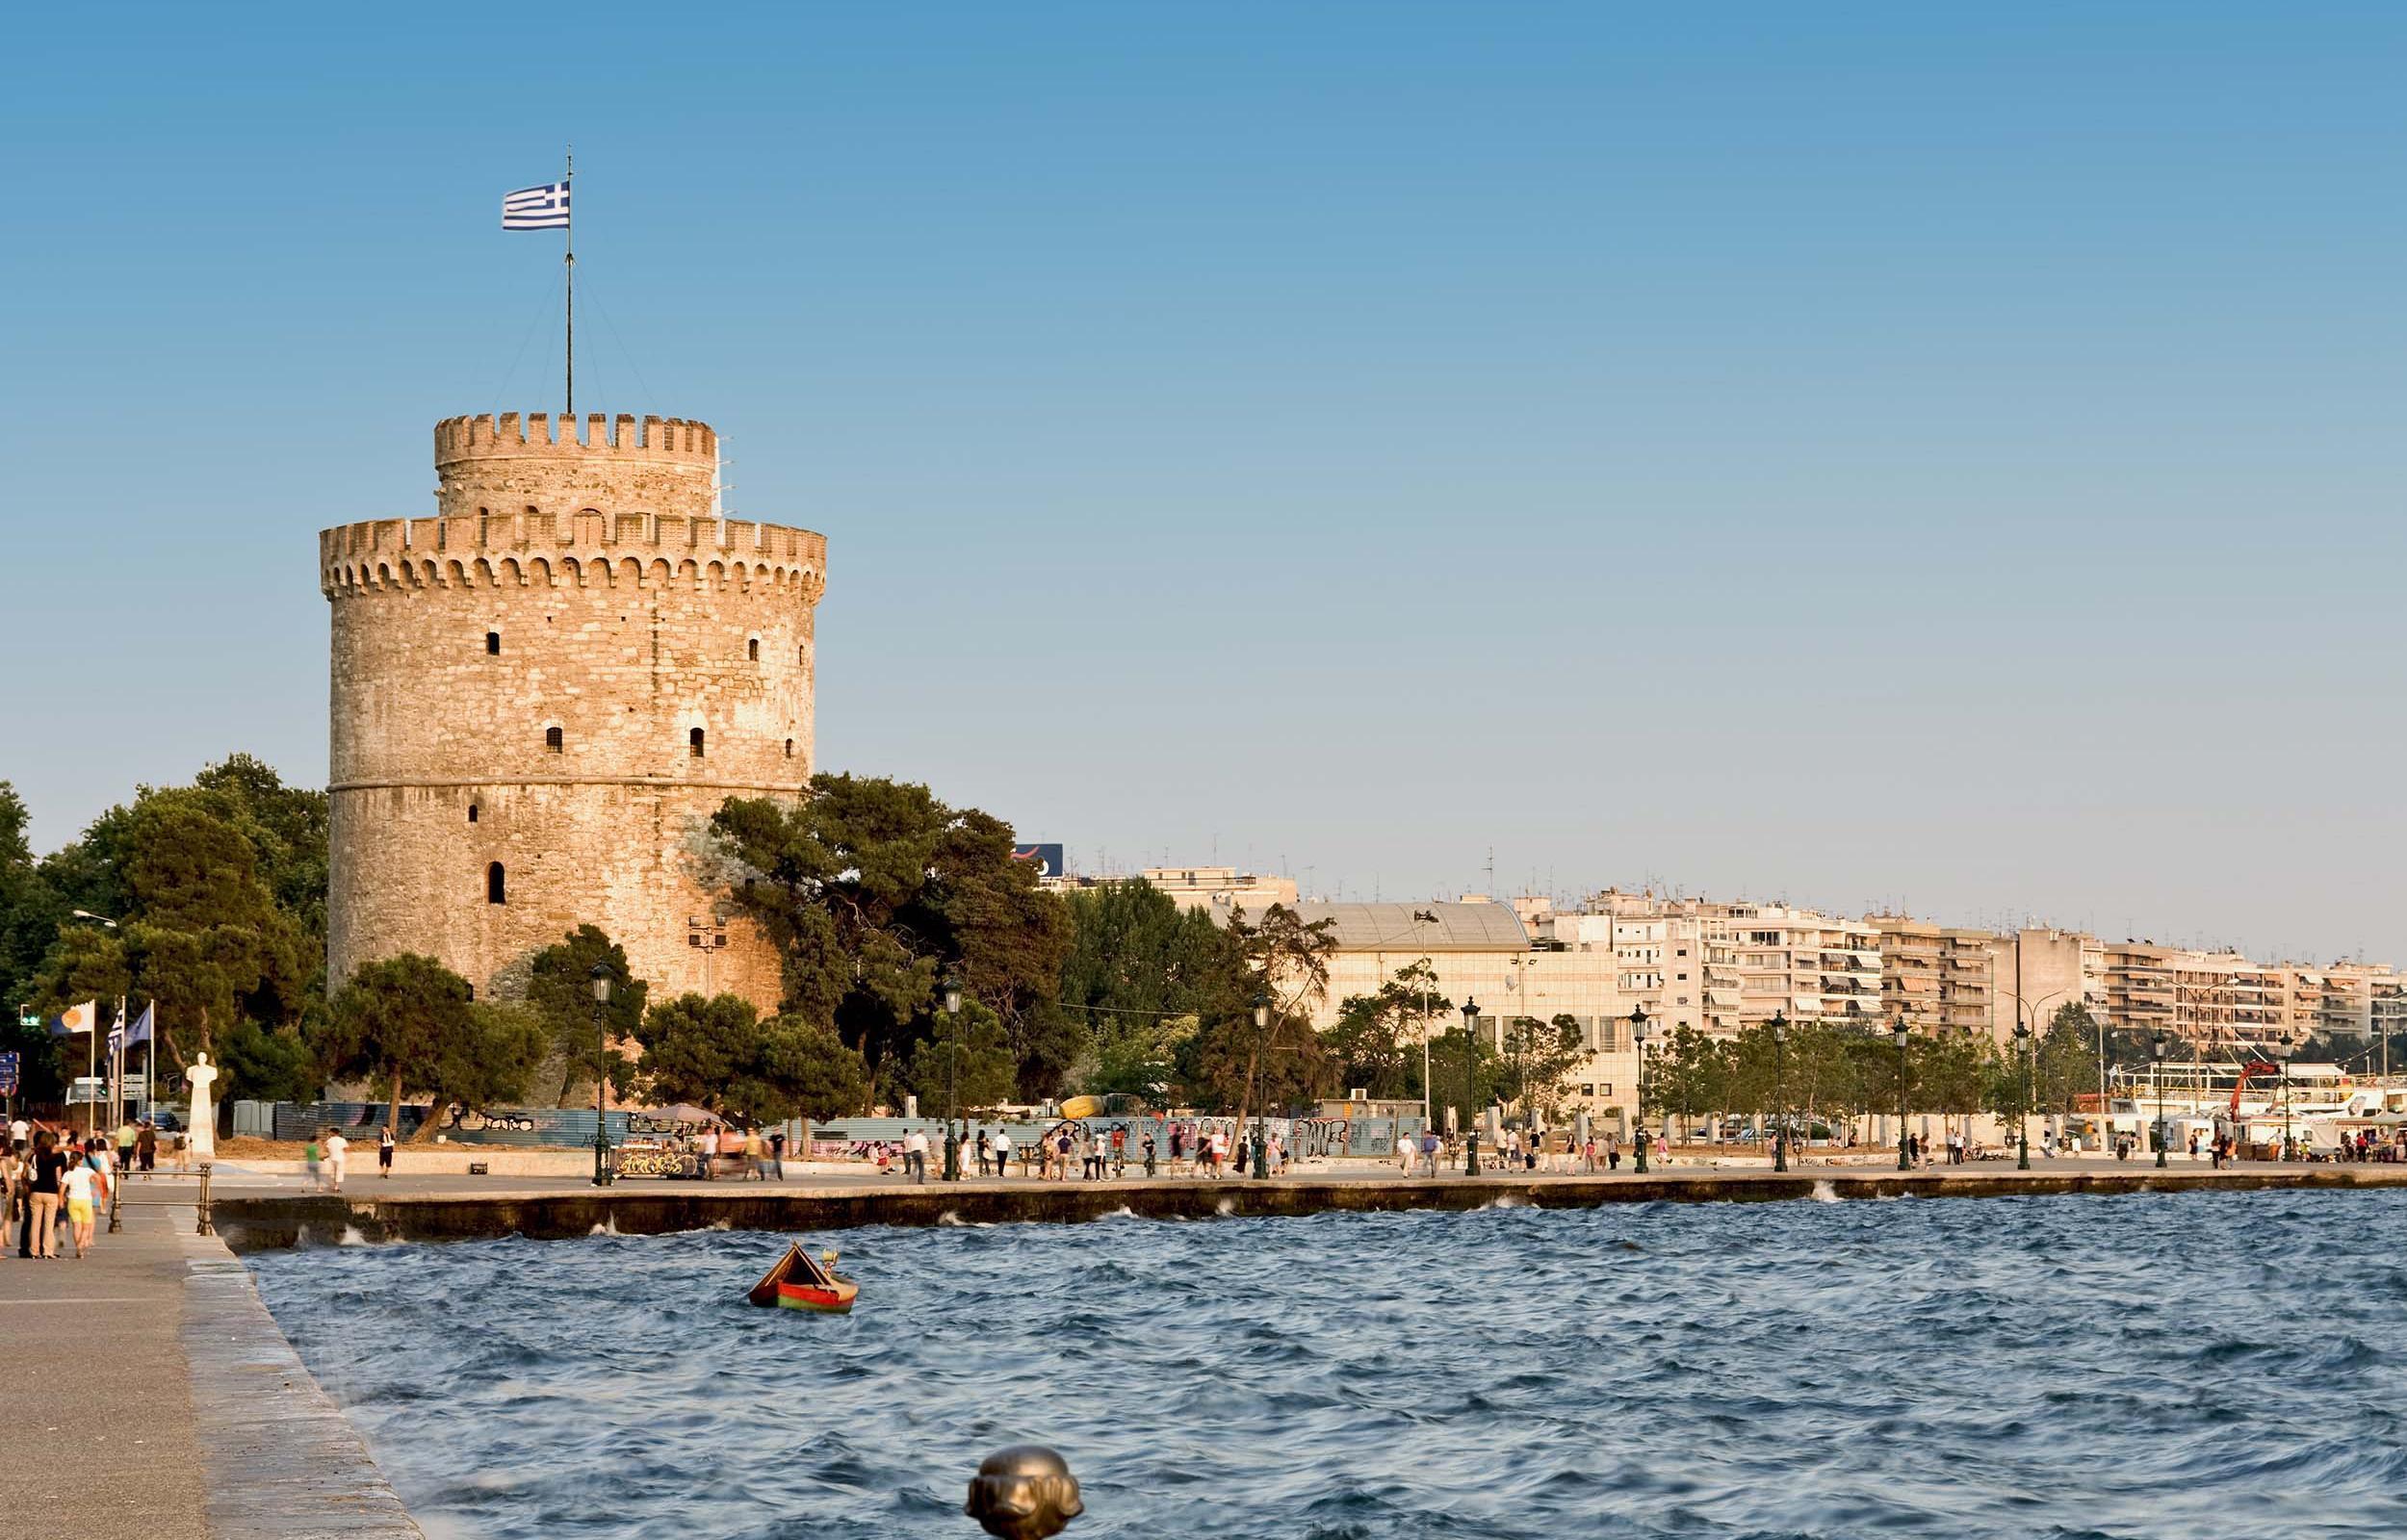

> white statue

[{"left": 186, "top": 1052, "right": 218, "bottom": 1161}]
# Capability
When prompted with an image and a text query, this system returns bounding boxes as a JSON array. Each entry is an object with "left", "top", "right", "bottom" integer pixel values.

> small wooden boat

[{"left": 745, "top": 1241, "right": 859, "bottom": 1313}]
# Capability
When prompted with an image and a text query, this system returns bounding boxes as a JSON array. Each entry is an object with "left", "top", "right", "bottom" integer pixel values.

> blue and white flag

[
  {"left": 124, "top": 1003, "right": 154, "bottom": 1046},
  {"left": 106, "top": 1025, "right": 122, "bottom": 1057},
  {"left": 503, "top": 182, "right": 571, "bottom": 230}
]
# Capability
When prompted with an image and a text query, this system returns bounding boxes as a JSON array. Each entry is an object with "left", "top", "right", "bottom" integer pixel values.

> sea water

[{"left": 249, "top": 1189, "right": 2407, "bottom": 1539}]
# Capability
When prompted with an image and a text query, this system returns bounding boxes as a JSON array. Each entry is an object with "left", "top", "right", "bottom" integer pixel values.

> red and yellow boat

[{"left": 745, "top": 1242, "right": 859, "bottom": 1314}]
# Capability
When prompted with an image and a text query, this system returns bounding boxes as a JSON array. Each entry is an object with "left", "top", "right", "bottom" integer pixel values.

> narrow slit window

[
  {"left": 467, "top": 804, "right": 479, "bottom": 824},
  {"left": 784, "top": 738, "right": 794, "bottom": 758},
  {"left": 486, "top": 631, "right": 501, "bottom": 654},
  {"left": 486, "top": 862, "right": 506, "bottom": 905},
  {"left": 747, "top": 637, "right": 760, "bottom": 661},
  {"left": 545, "top": 727, "right": 563, "bottom": 753},
  {"left": 689, "top": 728, "right": 706, "bottom": 757}
]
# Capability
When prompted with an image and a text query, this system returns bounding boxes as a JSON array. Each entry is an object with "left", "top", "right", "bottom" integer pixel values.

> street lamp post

[
  {"left": 65, "top": 910, "right": 121, "bottom": 1138},
  {"left": 2151, "top": 1029, "right": 2168, "bottom": 1168},
  {"left": 587, "top": 962, "right": 613, "bottom": 1187},
  {"left": 1892, "top": 1014, "right": 1911, "bottom": 1171},
  {"left": 2012, "top": 1019, "right": 2032, "bottom": 1170},
  {"left": 2278, "top": 1032, "right": 2294, "bottom": 1161},
  {"left": 1631, "top": 1005, "right": 1650, "bottom": 1175},
  {"left": 1462, "top": 998, "right": 1480, "bottom": 1174},
  {"left": 942, "top": 978, "right": 964, "bottom": 1181},
  {"left": 1251, "top": 992, "right": 1272, "bottom": 1180},
  {"left": 1770, "top": 1012, "right": 1788, "bottom": 1174}
]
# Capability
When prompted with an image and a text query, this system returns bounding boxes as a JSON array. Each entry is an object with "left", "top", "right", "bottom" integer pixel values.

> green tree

[
  {"left": 710, "top": 775, "right": 1072, "bottom": 1100},
  {"left": 898, "top": 1000, "right": 1019, "bottom": 1114},
  {"left": 1327, "top": 960, "right": 1451, "bottom": 1101},
  {"left": 749, "top": 1015, "right": 872, "bottom": 1122},
  {"left": 317, "top": 954, "right": 546, "bottom": 1139},
  {"left": 1494, "top": 1014, "right": 1591, "bottom": 1122},
  {"left": 525, "top": 925, "right": 648, "bottom": 1104},
  {"left": 635, "top": 992, "right": 764, "bottom": 1113},
  {"left": 1184, "top": 903, "right": 1338, "bottom": 1123},
  {"left": 1653, "top": 1025, "right": 1733, "bottom": 1141},
  {"left": 636, "top": 992, "right": 871, "bottom": 1122},
  {"left": 215, "top": 1020, "right": 322, "bottom": 1106},
  {"left": 1422, "top": 1023, "right": 1502, "bottom": 1133},
  {"left": 1058, "top": 880, "right": 1244, "bottom": 1098}
]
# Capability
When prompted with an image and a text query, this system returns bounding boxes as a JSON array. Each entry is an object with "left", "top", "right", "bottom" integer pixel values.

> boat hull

[{"left": 774, "top": 1277, "right": 860, "bottom": 1313}]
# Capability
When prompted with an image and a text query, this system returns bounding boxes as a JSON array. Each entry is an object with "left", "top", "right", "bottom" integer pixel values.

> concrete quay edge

[
  {"left": 180, "top": 1226, "right": 426, "bottom": 1537},
  {"left": 209, "top": 1164, "right": 2407, "bottom": 1252}
]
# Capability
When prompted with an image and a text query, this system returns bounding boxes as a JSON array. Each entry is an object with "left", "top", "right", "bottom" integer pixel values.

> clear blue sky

[{"left": 4, "top": 2, "right": 2402, "bottom": 962}]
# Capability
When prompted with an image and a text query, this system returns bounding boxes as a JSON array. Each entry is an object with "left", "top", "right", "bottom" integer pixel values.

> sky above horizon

[{"left": 4, "top": 3, "right": 2402, "bottom": 962}]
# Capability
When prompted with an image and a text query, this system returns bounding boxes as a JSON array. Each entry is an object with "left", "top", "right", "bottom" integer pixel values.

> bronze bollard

[{"left": 965, "top": 1446, "right": 1082, "bottom": 1538}]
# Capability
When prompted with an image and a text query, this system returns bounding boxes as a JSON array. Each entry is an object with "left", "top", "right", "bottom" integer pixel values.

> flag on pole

[
  {"left": 107, "top": 1024, "right": 123, "bottom": 1057},
  {"left": 124, "top": 1003, "right": 154, "bottom": 1045},
  {"left": 504, "top": 182, "right": 571, "bottom": 230},
  {"left": 50, "top": 1000, "right": 96, "bottom": 1037}
]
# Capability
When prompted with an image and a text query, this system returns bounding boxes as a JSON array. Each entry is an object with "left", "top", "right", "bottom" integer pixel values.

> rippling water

[{"left": 248, "top": 1191, "right": 2407, "bottom": 1539}]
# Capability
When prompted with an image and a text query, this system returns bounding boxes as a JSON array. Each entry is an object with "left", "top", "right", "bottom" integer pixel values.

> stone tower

[{"left": 320, "top": 411, "right": 825, "bottom": 1010}]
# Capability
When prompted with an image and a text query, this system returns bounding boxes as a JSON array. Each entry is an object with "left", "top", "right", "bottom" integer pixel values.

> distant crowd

[{"left": 3, "top": 1116, "right": 179, "bottom": 1259}]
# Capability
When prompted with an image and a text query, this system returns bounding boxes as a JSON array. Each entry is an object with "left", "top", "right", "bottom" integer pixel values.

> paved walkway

[
  {"left": 203, "top": 1150, "right": 2399, "bottom": 1198},
  {"left": 0, "top": 1189, "right": 421, "bottom": 1538},
  {"left": 1, "top": 1197, "right": 210, "bottom": 1537}
]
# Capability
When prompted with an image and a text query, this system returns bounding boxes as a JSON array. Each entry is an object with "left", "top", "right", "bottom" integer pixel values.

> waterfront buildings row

[{"left": 1055, "top": 866, "right": 2403, "bottom": 1123}]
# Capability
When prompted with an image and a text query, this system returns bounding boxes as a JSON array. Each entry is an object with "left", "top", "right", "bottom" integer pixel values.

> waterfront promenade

[{"left": 1, "top": 1182, "right": 421, "bottom": 1539}]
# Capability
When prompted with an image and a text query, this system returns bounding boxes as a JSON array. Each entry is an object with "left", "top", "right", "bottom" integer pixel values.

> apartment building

[
  {"left": 1871, "top": 914, "right": 2001, "bottom": 1038},
  {"left": 1136, "top": 865, "right": 1301, "bottom": 914},
  {"left": 1533, "top": 890, "right": 1711, "bottom": 1038},
  {"left": 1546, "top": 891, "right": 1882, "bottom": 1038},
  {"left": 1272, "top": 901, "right": 1642, "bottom": 1125}
]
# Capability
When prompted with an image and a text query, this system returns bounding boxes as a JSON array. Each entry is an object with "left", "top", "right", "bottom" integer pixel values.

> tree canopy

[{"left": 708, "top": 774, "right": 1072, "bottom": 1102}]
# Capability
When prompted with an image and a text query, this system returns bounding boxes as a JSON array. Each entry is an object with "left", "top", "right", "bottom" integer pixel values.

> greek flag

[{"left": 503, "top": 182, "right": 570, "bottom": 230}]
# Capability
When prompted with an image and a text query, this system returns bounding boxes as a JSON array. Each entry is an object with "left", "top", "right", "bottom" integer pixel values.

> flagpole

[{"left": 564, "top": 144, "right": 575, "bottom": 419}]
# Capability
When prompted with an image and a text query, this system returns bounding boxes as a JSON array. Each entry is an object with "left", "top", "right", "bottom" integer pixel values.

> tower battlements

[
  {"left": 432, "top": 409, "right": 722, "bottom": 520},
  {"left": 435, "top": 412, "right": 717, "bottom": 466},
  {"left": 321, "top": 512, "right": 825, "bottom": 598}
]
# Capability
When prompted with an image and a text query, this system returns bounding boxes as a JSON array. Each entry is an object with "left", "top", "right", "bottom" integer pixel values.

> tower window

[
  {"left": 747, "top": 637, "right": 760, "bottom": 661},
  {"left": 784, "top": 738, "right": 794, "bottom": 758},
  {"left": 545, "top": 727, "right": 563, "bottom": 753},
  {"left": 468, "top": 803, "right": 479, "bottom": 824},
  {"left": 485, "top": 631, "right": 501, "bottom": 655},
  {"left": 689, "top": 728, "right": 706, "bottom": 757},
  {"left": 486, "top": 862, "right": 506, "bottom": 905},
  {"left": 799, "top": 645, "right": 807, "bottom": 664}
]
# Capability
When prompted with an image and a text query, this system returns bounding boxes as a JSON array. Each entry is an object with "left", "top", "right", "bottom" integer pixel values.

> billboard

[{"left": 1012, "top": 843, "right": 1066, "bottom": 880}]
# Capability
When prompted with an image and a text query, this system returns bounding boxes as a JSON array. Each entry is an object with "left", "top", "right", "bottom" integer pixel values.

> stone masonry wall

[{"left": 321, "top": 412, "right": 825, "bottom": 1013}]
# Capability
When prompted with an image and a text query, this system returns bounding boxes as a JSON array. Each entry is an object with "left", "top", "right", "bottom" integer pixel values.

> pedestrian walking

[
  {"left": 304, "top": 1133, "right": 324, "bottom": 1191},
  {"left": 769, "top": 1129, "right": 787, "bottom": 1180},
  {"left": 1142, "top": 1131, "right": 1157, "bottom": 1177},
  {"left": 324, "top": 1129, "right": 349, "bottom": 1192},
  {"left": 1395, "top": 1128, "right": 1415, "bottom": 1176},
  {"left": 136, "top": 1120, "right": 157, "bottom": 1176},
  {"left": 61, "top": 1158, "right": 99, "bottom": 1258},
  {"left": 992, "top": 1129, "right": 1012, "bottom": 1178},
  {"left": 1, "top": 1144, "right": 27, "bottom": 1255},
  {"left": 904, "top": 1127, "right": 930, "bottom": 1183}
]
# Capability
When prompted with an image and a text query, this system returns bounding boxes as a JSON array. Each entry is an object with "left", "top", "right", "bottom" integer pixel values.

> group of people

[{"left": 3, "top": 1119, "right": 146, "bottom": 1259}]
